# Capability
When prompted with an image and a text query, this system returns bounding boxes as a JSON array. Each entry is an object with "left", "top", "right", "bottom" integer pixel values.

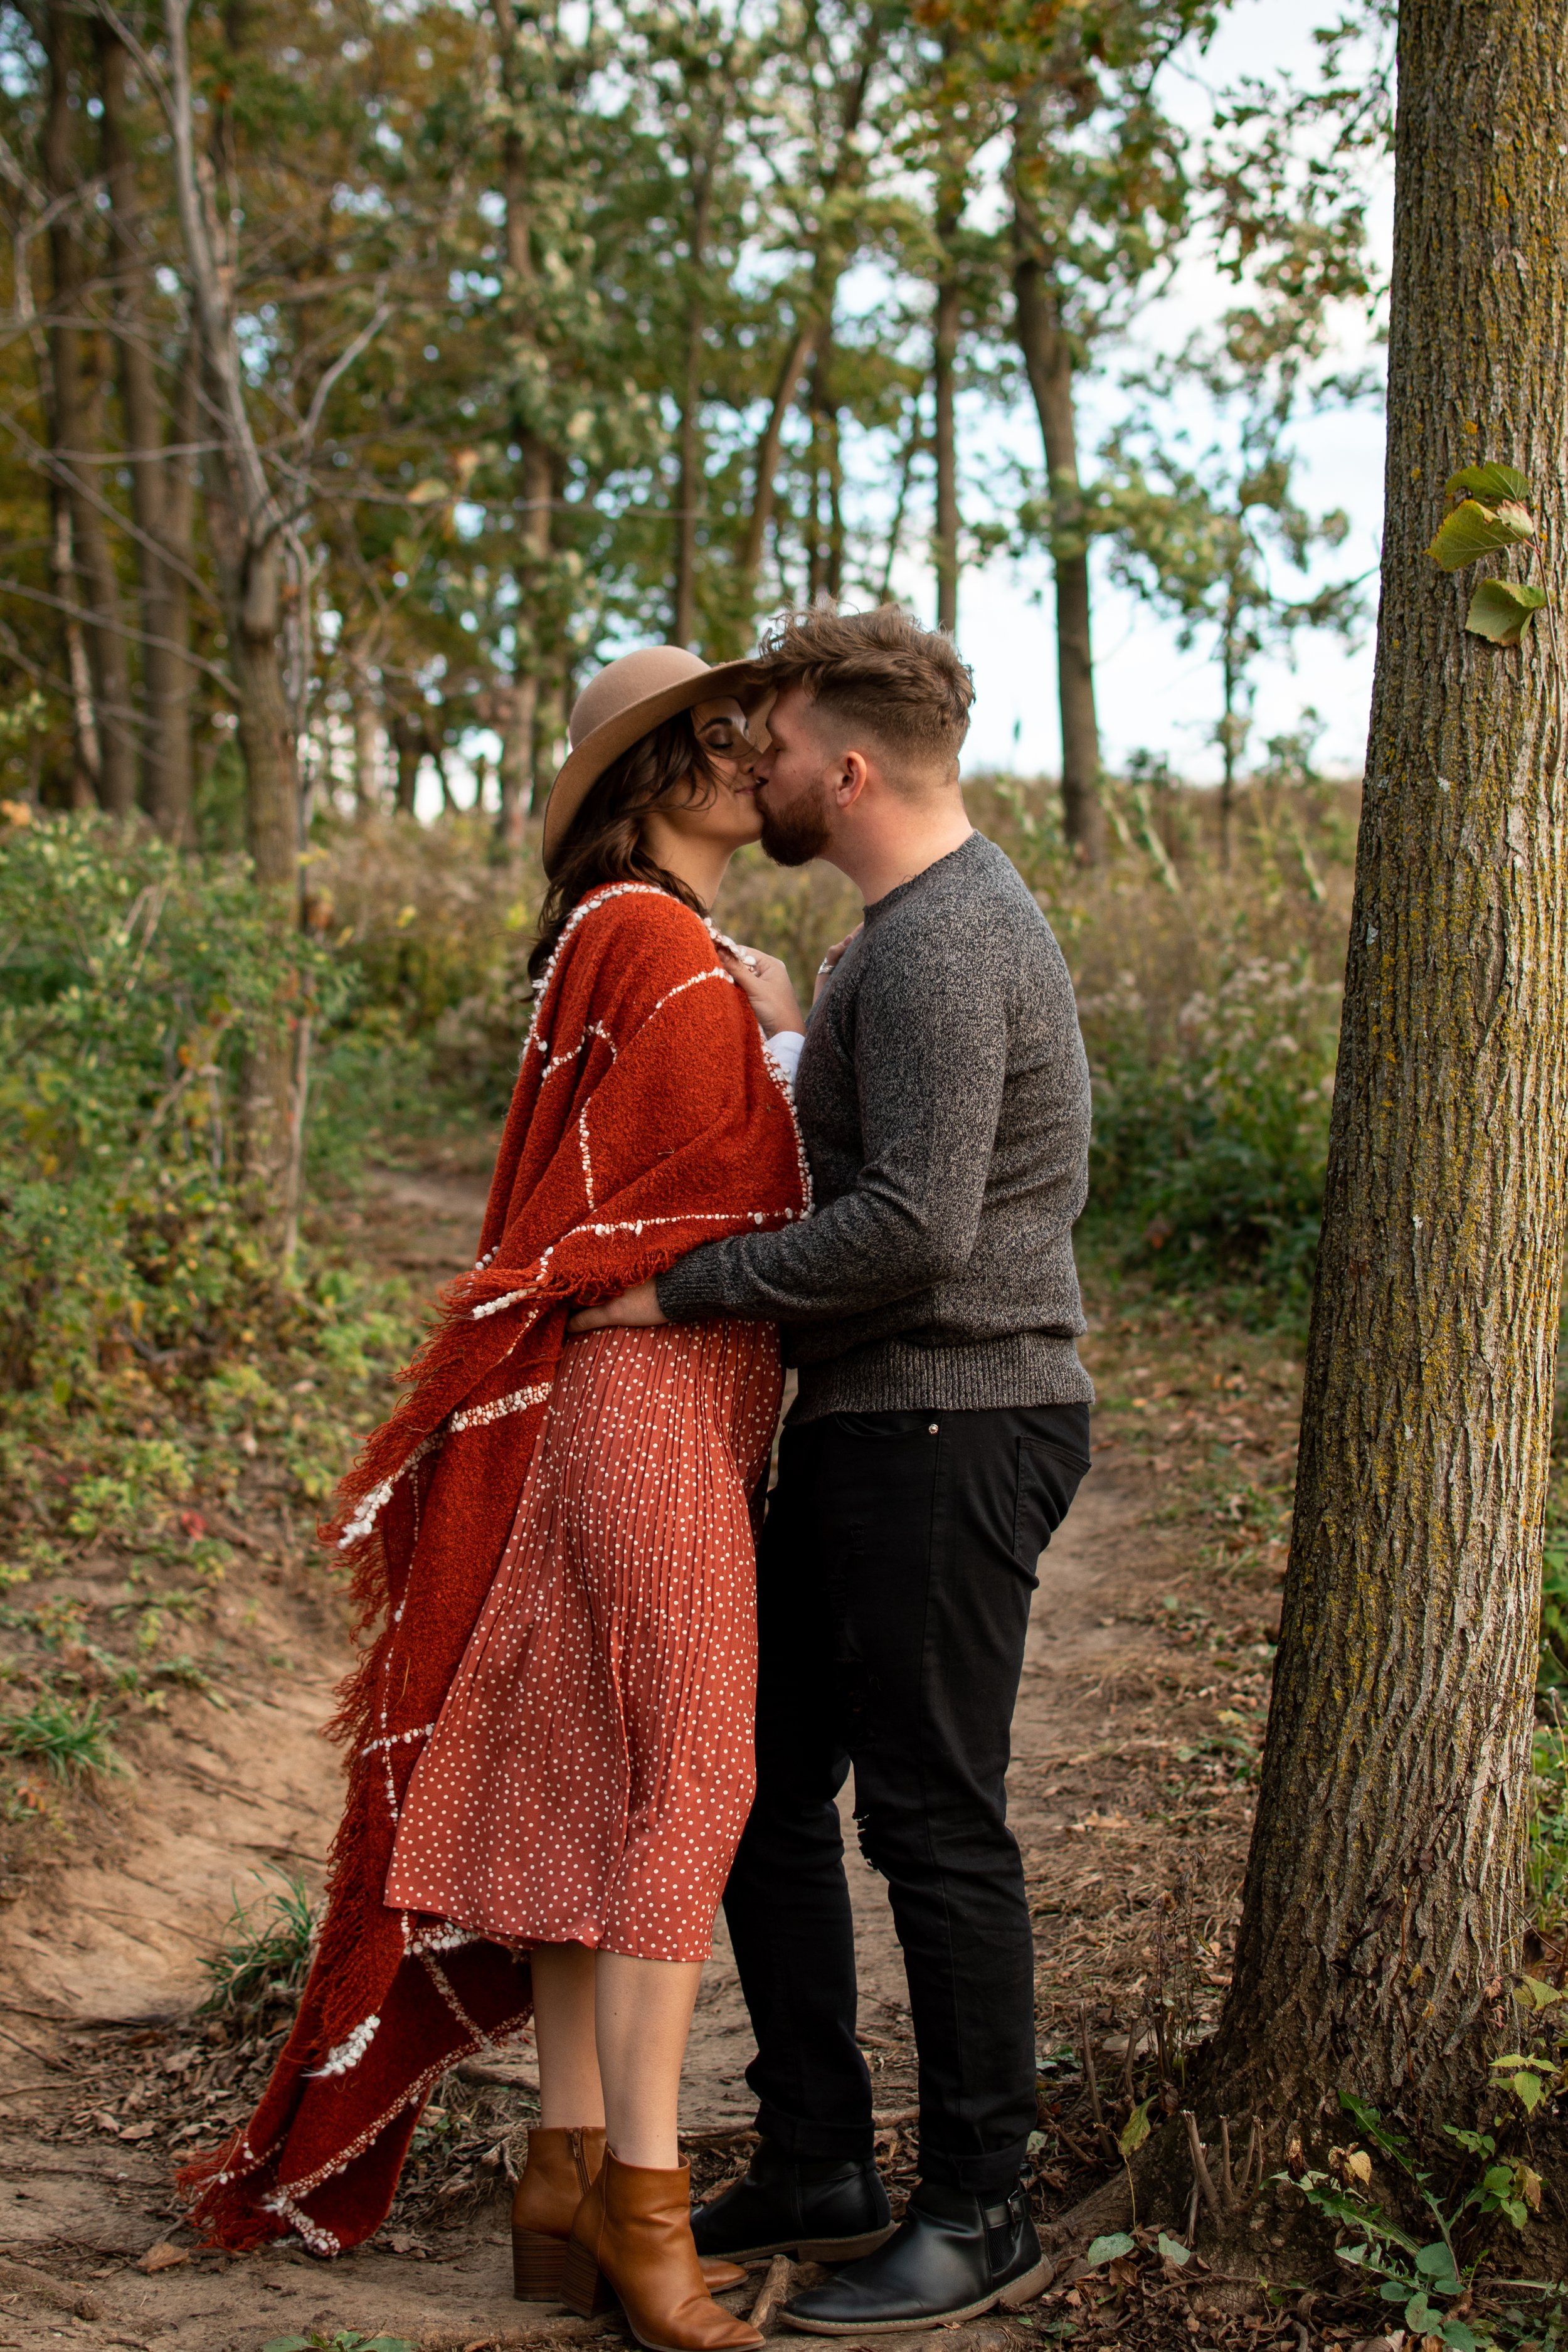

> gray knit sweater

[{"left": 656, "top": 829, "right": 1094, "bottom": 1420}]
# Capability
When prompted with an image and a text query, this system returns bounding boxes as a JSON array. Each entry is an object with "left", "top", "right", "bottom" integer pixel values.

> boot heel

[
  {"left": 512, "top": 2227, "right": 566, "bottom": 2302},
  {"left": 797, "top": 2225, "right": 896, "bottom": 2263},
  {"left": 997, "top": 2256, "right": 1053, "bottom": 2311},
  {"left": 561, "top": 2232, "right": 619, "bottom": 2318}
]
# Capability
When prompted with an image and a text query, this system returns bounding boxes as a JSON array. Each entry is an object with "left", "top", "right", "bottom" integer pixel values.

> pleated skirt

[{"left": 383, "top": 1320, "right": 781, "bottom": 1963}]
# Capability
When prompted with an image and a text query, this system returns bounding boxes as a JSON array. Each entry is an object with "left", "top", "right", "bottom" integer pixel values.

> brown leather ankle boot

[
  {"left": 561, "top": 2148, "right": 763, "bottom": 2351},
  {"left": 513, "top": 2126, "right": 608, "bottom": 2299},
  {"left": 513, "top": 2127, "right": 744, "bottom": 2304}
]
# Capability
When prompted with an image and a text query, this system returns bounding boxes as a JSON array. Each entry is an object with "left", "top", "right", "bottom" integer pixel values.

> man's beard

[{"left": 758, "top": 777, "right": 833, "bottom": 868}]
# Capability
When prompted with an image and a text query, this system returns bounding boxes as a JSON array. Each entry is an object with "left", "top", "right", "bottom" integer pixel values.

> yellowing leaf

[
  {"left": 1118, "top": 2096, "right": 1154, "bottom": 2156},
  {"left": 406, "top": 478, "right": 450, "bottom": 506},
  {"left": 1466, "top": 579, "right": 1548, "bottom": 647},
  {"left": 1443, "top": 462, "right": 1531, "bottom": 505},
  {"left": 1429, "top": 499, "right": 1535, "bottom": 570}
]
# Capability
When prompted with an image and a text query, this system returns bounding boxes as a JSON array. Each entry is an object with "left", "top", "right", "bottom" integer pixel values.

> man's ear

[{"left": 834, "top": 749, "right": 871, "bottom": 808}]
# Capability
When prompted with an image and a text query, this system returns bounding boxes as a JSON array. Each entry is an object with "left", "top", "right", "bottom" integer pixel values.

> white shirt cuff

[{"left": 764, "top": 1029, "right": 805, "bottom": 1086}]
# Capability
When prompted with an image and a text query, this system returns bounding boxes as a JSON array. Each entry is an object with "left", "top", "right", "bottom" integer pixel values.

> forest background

[{"left": 9, "top": 0, "right": 1568, "bottom": 2311}]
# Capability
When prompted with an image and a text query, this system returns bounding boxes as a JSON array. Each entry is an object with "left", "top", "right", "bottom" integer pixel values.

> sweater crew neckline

[{"left": 861, "top": 827, "right": 983, "bottom": 925}]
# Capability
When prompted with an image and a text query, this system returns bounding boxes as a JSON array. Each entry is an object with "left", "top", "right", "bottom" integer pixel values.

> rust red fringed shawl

[{"left": 179, "top": 882, "right": 810, "bottom": 2257}]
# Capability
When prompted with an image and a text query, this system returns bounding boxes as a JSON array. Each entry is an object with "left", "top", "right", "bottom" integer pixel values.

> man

[{"left": 571, "top": 605, "right": 1094, "bottom": 2334}]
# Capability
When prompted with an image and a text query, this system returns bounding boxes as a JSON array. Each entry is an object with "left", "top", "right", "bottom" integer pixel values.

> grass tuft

[
  {"left": 0, "top": 1694, "right": 122, "bottom": 1782},
  {"left": 199, "top": 1867, "right": 317, "bottom": 2023}
]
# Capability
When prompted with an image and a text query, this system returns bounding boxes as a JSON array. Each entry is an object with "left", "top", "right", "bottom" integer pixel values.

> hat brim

[{"left": 539, "top": 658, "right": 765, "bottom": 877}]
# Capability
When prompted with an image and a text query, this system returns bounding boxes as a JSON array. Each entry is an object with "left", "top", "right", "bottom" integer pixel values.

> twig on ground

[
  {"left": 1080, "top": 2005, "right": 1104, "bottom": 2132},
  {"left": 1183, "top": 2111, "right": 1223, "bottom": 2222},
  {"left": 1220, "top": 2115, "right": 1234, "bottom": 2208},
  {"left": 750, "top": 2256, "right": 793, "bottom": 2331},
  {"left": 1185, "top": 2176, "right": 1199, "bottom": 2242}
]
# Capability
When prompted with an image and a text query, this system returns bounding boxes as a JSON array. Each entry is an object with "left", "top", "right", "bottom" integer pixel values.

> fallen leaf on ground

[{"left": 137, "top": 2241, "right": 189, "bottom": 2274}]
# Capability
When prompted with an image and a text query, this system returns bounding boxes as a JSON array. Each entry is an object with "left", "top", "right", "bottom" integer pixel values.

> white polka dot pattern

[{"left": 383, "top": 1318, "right": 781, "bottom": 1964}]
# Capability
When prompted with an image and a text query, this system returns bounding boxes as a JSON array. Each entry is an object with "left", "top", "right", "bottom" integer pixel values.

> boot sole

[
  {"left": 777, "top": 2254, "right": 1054, "bottom": 2335},
  {"left": 694, "top": 2227, "right": 896, "bottom": 2265}
]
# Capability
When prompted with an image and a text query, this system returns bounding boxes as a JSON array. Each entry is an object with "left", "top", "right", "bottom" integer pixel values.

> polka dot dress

[{"left": 383, "top": 1319, "right": 781, "bottom": 1964}]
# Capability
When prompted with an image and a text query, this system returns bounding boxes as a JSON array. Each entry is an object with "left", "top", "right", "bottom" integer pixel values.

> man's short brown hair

[{"left": 755, "top": 604, "right": 973, "bottom": 773}]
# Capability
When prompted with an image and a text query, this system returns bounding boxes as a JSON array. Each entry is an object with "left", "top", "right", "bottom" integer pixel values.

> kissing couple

[{"left": 183, "top": 604, "right": 1096, "bottom": 2349}]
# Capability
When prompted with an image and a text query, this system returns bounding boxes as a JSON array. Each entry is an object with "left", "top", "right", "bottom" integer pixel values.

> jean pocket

[{"left": 1012, "top": 1436, "right": 1089, "bottom": 1577}]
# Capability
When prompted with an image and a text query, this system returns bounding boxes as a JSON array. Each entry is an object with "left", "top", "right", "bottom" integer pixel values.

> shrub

[
  {"left": 0, "top": 810, "right": 333, "bottom": 1399},
  {"left": 1084, "top": 955, "right": 1341, "bottom": 1300}
]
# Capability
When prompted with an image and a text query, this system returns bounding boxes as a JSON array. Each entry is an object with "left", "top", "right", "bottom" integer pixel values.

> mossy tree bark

[{"left": 1211, "top": 0, "right": 1568, "bottom": 2129}]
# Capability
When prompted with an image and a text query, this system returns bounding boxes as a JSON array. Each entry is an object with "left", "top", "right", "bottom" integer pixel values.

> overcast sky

[{"left": 948, "top": 0, "right": 1393, "bottom": 787}]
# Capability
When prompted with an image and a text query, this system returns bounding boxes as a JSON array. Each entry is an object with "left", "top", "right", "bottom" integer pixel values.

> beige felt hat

[{"left": 540, "top": 645, "right": 763, "bottom": 877}]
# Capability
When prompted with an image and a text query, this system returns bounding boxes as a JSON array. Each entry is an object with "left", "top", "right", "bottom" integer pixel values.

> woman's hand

[
  {"left": 714, "top": 939, "right": 806, "bottom": 1039},
  {"left": 813, "top": 926, "right": 861, "bottom": 1005}
]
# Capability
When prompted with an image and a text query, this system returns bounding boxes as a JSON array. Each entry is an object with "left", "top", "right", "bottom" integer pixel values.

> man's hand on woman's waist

[{"left": 567, "top": 1279, "right": 667, "bottom": 1333}]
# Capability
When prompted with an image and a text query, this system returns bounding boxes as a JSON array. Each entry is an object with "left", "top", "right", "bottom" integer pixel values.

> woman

[{"left": 183, "top": 647, "right": 809, "bottom": 2352}]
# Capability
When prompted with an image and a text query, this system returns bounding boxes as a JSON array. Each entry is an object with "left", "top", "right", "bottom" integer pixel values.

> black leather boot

[
  {"left": 691, "top": 2140, "right": 893, "bottom": 2264},
  {"left": 780, "top": 2178, "right": 1050, "bottom": 2334}
]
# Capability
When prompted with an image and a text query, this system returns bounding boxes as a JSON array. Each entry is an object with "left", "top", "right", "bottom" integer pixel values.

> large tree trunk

[
  {"left": 931, "top": 206, "right": 960, "bottom": 638},
  {"left": 98, "top": 22, "right": 196, "bottom": 840},
  {"left": 1013, "top": 244, "right": 1103, "bottom": 863},
  {"left": 1211, "top": 0, "right": 1568, "bottom": 2129},
  {"left": 43, "top": 0, "right": 137, "bottom": 818}
]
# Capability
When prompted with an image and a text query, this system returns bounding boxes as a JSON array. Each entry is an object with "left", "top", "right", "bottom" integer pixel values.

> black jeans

[{"left": 722, "top": 1399, "right": 1091, "bottom": 2198}]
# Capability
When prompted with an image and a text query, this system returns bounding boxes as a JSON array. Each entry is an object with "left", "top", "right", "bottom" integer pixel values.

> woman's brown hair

[{"left": 527, "top": 709, "right": 722, "bottom": 984}]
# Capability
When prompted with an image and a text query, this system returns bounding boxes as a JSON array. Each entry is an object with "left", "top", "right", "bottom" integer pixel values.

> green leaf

[
  {"left": 1406, "top": 2295, "right": 1437, "bottom": 2332},
  {"left": 1086, "top": 2233, "right": 1136, "bottom": 2267},
  {"left": 363, "top": 2339, "right": 417, "bottom": 2351},
  {"left": 1416, "top": 2242, "right": 1459, "bottom": 2282},
  {"left": 1157, "top": 2232, "right": 1192, "bottom": 2267},
  {"left": 1118, "top": 2097, "right": 1155, "bottom": 2157},
  {"left": 1381, "top": 2282, "right": 1414, "bottom": 2302},
  {"left": 261, "top": 2338, "right": 314, "bottom": 2352},
  {"left": 1520, "top": 1976, "right": 1566, "bottom": 2010},
  {"left": 1442, "top": 2324, "right": 1479, "bottom": 2352},
  {"left": 1429, "top": 498, "right": 1535, "bottom": 570},
  {"left": 1465, "top": 579, "right": 1549, "bottom": 647},
  {"left": 1510, "top": 2070, "right": 1548, "bottom": 2113},
  {"left": 1443, "top": 462, "right": 1532, "bottom": 505}
]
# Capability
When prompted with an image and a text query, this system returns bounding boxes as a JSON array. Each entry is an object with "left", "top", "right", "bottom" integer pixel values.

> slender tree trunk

[
  {"left": 391, "top": 711, "right": 422, "bottom": 816},
  {"left": 494, "top": 0, "right": 554, "bottom": 852},
  {"left": 739, "top": 317, "right": 820, "bottom": 614},
  {"left": 732, "top": 16, "right": 883, "bottom": 635},
  {"left": 1211, "top": 0, "right": 1568, "bottom": 2130},
  {"left": 98, "top": 22, "right": 196, "bottom": 840},
  {"left": 532, "top": 666, "right": 565, "bottom": 809},
  {"left": 43, "top": 0, "right": 137, "bottom": 817},
  {"left": 672, "top": 152, "right": 714, "bottom": 649},
  {"left": 931, "top": 206, "right": 960, "bottom": 638},
  {"left": 164, "top": 0, "right": 301, "bottom": 896},
  {"left": 50, "top": 495, "right": 100, "bottom": 805},
  {"left": 1014, "top": 242, "right": 1103, "bottom": 863},
  {"left": 349, "top": 660, "right": 383, "bottom": 811}
]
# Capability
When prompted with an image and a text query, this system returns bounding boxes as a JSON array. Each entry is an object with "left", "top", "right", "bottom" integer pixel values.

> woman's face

[{"left": 648, "top": 696, "right": 763, "bottom": 854}]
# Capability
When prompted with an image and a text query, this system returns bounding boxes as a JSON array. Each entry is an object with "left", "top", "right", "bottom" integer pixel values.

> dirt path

[{"left": 0, "top": 1167, "right": 1295, "bottom": 2351}]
